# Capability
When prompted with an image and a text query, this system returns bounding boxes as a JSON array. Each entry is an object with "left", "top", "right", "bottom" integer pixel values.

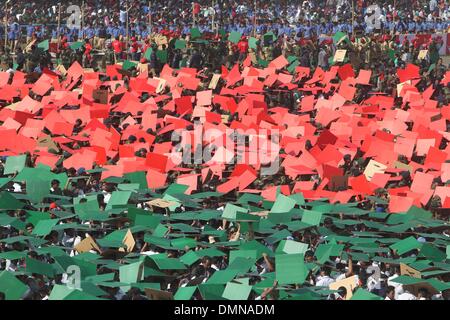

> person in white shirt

[
  {"left": 12, "top": 183, "right": 22, "bottom": 192},
  {"left": 335, "top": 272, "right": 347, "bottom": 281},
  {"left": 334, "top": 257, "right": 353, "bottom": 282},
  {"left": 103, "top": 191, "right": 111, "bottom": 204},
  {"left": 316, "top": 265, "right": 335, "bottom": 287},
  {"left": 140, "top": 249, "right": 159, "bottom": 256},
  {"left": 329, "top": 287, "right": 347, "bottom": 300},
  {"left": 430, "top": 0, "right": 438, "bottom": 12},
  {"left": 417, "top": 288, "right": 431, "bottom": 300},
  {"left": 5, "top": 259, "right": 18, "bottom": 272},
  {"left": 397, "top": 291, "right": 417, "bottom": 300},
  {"left": 61, "top": 229, "right": 82, "bottom": 256},
  {"left": 387, "top": 269, "right": 403, "bottom": 299},
  {"left": 385, "top": 286, "right": 396, "bottom": 300},
  {"left": 366, "top": 263, "right": 381, "bottom": 293},
  {"left": 119, "top": 7, "right": 128, "bottom": 24}
]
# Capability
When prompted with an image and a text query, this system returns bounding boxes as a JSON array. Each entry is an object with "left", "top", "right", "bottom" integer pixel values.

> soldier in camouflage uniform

[
  {"left": 61, "top": 48, "right": 72, "bottom": 70},
  {"left": 262, "top": 45, "right": 272, "bottom": 62},
  {"left": 26, "top": 45, "right": 41, "bottom": 73},
  {"left": 0, "top": 49, "right": 9, "bottom": 71}
]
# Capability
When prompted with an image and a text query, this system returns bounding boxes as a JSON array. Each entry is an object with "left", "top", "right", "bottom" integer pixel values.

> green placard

[
  {"left": 70, "top": 41, "right": 84, "bottom": 51},
  {"left": 38, "top": 40, "right": 49, "bottom": 51},
  {"left": 3, "top": 155, "right": 27, "bottom": 175},
  {"left": 156, "top": 50, "right": 168, "bottom": 64},
  {"left": 175, "top": 39, "right": 187, "bottom": 50},
  {"left": 249, "top": 37, "right": 259, "bottom": 50},
  {"left": 122, "top": 60, "right": 137, "bottom": 71},
  {"left": 0, "top": 271, "right": 28, "bottom": 300},
  {"left": 228, "top": 31, "right": 242, "bottom": 44},
  {"left": 190, "top": 28, "right": 202, "bottom": 39},
  {"left": 275, "top": 254, "right": 307, "bottom": 285},
  {"left": 144, "top": 47, "right": 153, "bottom": 60}
]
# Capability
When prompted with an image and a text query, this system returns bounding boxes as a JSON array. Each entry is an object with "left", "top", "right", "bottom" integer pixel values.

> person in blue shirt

[
  {"left": 237, "top": 24, "right": 246, "bottom": 35},
  {"left": 66, "top": 28, "right": 76, "bottom": 42},
  {"left": 394, "top": 20, "right": 406, "bottom": 33},
  {"left": 8, "top": 19, "right": 20, "bottom": 51},
  {"left": 199, "top": 25, "right": 209, "bottom": 33},
  {"left": 413, "top": 21, "right": 421, "bottom": 33},
  {"left": 111, "top": 24, "right": 121, "bottom": 39},
  {"left": 364, "top": 19, "right": 374, "bottom": 34},
  {"left": 14, "top": 22, "right": 21, "bottom": 45},
  {"left": 294, "top": 25, "right": 302, "bottom": 37},
  {"left": 78, "top": 27, "right": 84, "bottom": 40},
  {"left": 64, "top": 28, "right": 71, "bottom": 42},
  {"left": 106, "top": 25, "right": 114, "bottom": 38},
  {"left": 59, "top": 25, "right": 66, "bottom": 39},
  {"left": 85, "top": 25, "right": 95, "bottom": 40},
  {"left": 243, "top": 24, "right": 253, "bottom": 36},
  {"left": 58, "top": 26, "right": 68, "bottom": 41},
  {"left": 343, "top": 23, "right": 352, "bottom": 34},
  {"left": 141, "top": 26, "right": 150, "bottom": 39},
  {"left": 7, "top": 23, "right": 15, "bottom": 42},
  {"left": 407, "top": 20, "right": 416, "bottom": 33},
  {"left": 256, "top": 24, "right": 265, "bottom": 35},
  {"left": 318, "top": 23, "right": 328, "bottom": 36},
  {"left": 97, "top": 24, "right": 108, "bottom": 49},
  {"left": 272, "top": 22, "right": 279, "bottom": 33},
  {"left": 427, "top": 21, "right": 435, "bottom": 32},
  {"left": 143, "top": 4, "right": 150, "bottom": 15},
  {"left": 311, "top": 24, "right": 320, "bottom": 36},
  {"left": 182, "top": 25, "right": 190, "bottom": 35},
  {"left": 26, "top": 25, "right": 35, "bottom": 43},
  {"left": 42, "top": 25, "right": 50, "bottom": 39},
  {"left": 51, "top": 27, "right": 58, "bottom": 41},
  {"left": 33, "top": 64, "right": 42, "bottom": 73},
  {"left": 384, "top": 20, "right": 394, "bottom": 33},
  {"left": 326, "top": 21, "right": 333, "bottom": 33},
  {"left": 135, "top": 24, "right": 142, "bottom": 36},
  {"left": 93, "top": 25, "right": 100, "bottom": 49},
  {"left": 118, "top": 25, "right": 127, "bottom": 38},
  {"left": 286, "top": 25, "right": 294, "bottom": 37},
  {"left": 332, "top": 22, "right": 340, "bottom": 34},
  {"left": 247, "top": 24, "right": 255, "bottom": 36},
  {"left": 33, "top": 25, "right": 41, "bottom": 39},
  {"left": 304, "top": 24, "right": 313, "bottom": 38},
  {"left": 277, "top": 24, "right": 285, "bottom": 37}
]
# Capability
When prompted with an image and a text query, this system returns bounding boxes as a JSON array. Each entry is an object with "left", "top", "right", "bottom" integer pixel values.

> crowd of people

[
  {"left": 0, "top": 0, "right": 449, "bottom": 47},
  {"left": 0, "top": 1, "right": 449, "bottom": 301},
  {"left": 0, "top": 1, "right": 448, "bottom": 72}
]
